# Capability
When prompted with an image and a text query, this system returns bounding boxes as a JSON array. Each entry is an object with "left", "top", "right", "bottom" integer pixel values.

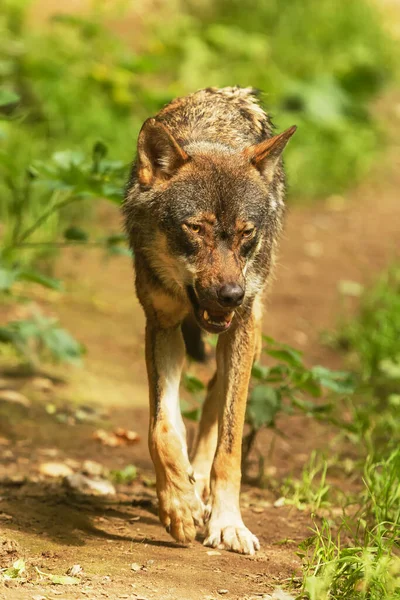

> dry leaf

[
  {"left": 0, "top": 390, "right": 31, "bottom": 407},
  {"left": 114, "top": 428, "right": 140, "bottom": 443}
]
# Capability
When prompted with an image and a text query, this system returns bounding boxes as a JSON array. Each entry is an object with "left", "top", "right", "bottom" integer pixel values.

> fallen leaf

[
  {"left": 2, "top": 558, "right": 26, "bottom": 581},
  {"left": 39, "top": 462, "right": 74, "bottom": 478},
  {"left": 35, "top": 567, "right": 80, "bottom": 585},
  {"left": 0, "top": 390, "right": 31, "bottom": 408},
  {"left": 92, "top": 429, "right": 120, "bottom": 447},
  {"left": 114, "top": 428, "right": 140, "bottom": 443}
]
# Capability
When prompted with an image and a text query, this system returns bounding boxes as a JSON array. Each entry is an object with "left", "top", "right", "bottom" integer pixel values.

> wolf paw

[
  {"left": 158, "top": 480, "right": 205, "bottom": 544},
  {"left": 204, "top": 521, "right": 260, "bottom": 555}
]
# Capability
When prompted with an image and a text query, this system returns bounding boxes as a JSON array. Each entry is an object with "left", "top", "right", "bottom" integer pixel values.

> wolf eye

[
  {"left": 185, "top": 223, "right": 201, "bottom": 234},
  {"left": 242, "top": 227, "right": 256, "bottom": 239}
]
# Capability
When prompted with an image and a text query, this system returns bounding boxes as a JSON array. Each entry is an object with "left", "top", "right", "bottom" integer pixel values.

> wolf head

[{"left": 128, "top": 118, "right": 296, "bottom": 334}]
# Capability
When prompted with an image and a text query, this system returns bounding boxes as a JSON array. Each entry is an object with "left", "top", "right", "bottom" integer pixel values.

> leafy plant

[
  {"left": 0, "top": 310, "right": 85, "bottom": 367},
  {"left": 243, "top": 336, "right": 355, "bottom": 465},
  {"left": 110, "top": 464, "right": 138, "bottom": 484}
]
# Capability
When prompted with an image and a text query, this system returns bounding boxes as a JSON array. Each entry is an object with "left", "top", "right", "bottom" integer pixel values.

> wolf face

[{"left": 126, "top": 116, "right": 296, "bottom": 334}]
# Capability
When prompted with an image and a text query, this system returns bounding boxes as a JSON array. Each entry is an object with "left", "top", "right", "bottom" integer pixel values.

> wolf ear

[
  {"left": 244, "top": 125, "right": 297, "bottom": 183},
  {"left": 136, "top": 118, "right": 189, "bottom": 186}
]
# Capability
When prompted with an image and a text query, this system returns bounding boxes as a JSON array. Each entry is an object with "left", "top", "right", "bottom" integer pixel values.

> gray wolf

[{"left": 123, "top": 86, "right": 296, "bottom": 554}]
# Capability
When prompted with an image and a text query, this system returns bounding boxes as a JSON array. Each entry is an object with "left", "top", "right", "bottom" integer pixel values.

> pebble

[
  {"left": 64, "top": 473, "right": 116, "bottom": 496},
  {"left": 39, "top": 462, "right": 74, "bottom": 478}
]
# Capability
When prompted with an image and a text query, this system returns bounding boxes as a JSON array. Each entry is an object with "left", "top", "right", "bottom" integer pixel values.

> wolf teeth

[{"left": 203, "top": 310, "right": 209, "bottom": 321}]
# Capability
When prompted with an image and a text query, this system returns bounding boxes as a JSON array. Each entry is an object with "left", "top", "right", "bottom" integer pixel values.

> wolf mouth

[{"left": 187, "top": 286, "right": 234, "bottom": 334}]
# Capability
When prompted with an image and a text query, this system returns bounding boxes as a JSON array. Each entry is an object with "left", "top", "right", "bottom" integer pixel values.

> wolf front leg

[
  {"left": 145, "top": 321, "right": 205, "bottom": 543},
  {"left": 204, "top": 313, "right": 260, "bottom": 555}
]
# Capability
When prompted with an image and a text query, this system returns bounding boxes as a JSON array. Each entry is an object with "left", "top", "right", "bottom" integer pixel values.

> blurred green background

[{"left": 0, "top": 0, "right": 398, "bottom": 264}]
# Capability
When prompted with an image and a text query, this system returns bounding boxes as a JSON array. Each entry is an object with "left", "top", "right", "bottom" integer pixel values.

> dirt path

[{"left": 1, "top": 99, "right": 400, "bottom": 599}]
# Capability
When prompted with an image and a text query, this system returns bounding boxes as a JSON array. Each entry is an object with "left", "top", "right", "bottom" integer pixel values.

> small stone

[
  {"left": 0, "top": 513, "right": 13, "bottom": 520},
  {"left": 67, "top": 564, "right": 82, "bottom": 576},
  {"left": 65, "top": 473, "right": 116, "bottom": 496},
  {"left": 274, "top": 497, "right": 286, "bottom": 508},
  {"left": 206, "top": 550, "right": 221, "bottom": 556},
  {"left": 32, "top": 595, "right": 47, "bottom": 600},
  {"left": 39, "top": 462, "right": 74, "bottom": 478},
  {"left": 217, "top": 590, "right": 229, "bottom": 595},
  {"left": 131, "top": 563, "right": 142, "bottom": 572},
  {"left": 82, "top": 460, "right": 104, "bottom": 477}
]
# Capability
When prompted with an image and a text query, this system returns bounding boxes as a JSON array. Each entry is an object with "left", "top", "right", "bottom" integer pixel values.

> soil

[{"left": 1, "top": 54, "right": 400, "bottom": 600}]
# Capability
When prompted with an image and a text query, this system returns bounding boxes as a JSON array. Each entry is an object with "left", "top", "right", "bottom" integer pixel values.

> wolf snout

[{"left": 217, "top": 283, "right": 244, "bottom": 308}]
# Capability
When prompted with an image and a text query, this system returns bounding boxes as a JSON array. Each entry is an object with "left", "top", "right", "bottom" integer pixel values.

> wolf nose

[{"left": 217, "top": 283, "right": 244, "bottom": 307}]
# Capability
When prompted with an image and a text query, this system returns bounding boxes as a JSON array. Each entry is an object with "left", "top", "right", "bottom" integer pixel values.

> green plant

[
  {"left": 297, "top": 449, "right": 400, "bottom": 600},
  {"left": 280, "top": 452, "right": 331, "bottom": 513},
  {"left": 0, "top": 310, "right": 85, "bottom": 367},
  {"left": 335, "top": 265, "right": 400, "bottom": 387},
  {"left": 243, "top": 336, "right": 355, "bottom": 465},
  {"left": 181, "top": 336, "right": 355, "bottom": 475},
  {"left": 110, "top": 464, "right": 138, "bottom": 484}
]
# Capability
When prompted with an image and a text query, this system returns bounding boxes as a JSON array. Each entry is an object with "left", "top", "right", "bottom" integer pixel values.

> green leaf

[
  {"left": 0, "top": 89, "right": 20, "bottom": 108},
  {"left": 64, "top": 226, "right": 89, "bottom": 241},
  {"left": 251, "top": 362, "right": 270, "bottom": 380},
  {"left": 0, "top": 266, "right": 19, "bottom": 292},
  {"left": 106, "top": 233, "right": 127, "bottom": 245},
  {"left": 50, "top": 575, "right": 80, "bottom": 585},
  {"left": 18, "top": 269, "right": 63, "bottom": 291},
  {"left": 35, "top": 567, "right": 80, "bottom": 585},
  {"left": 247, "top": 385, "right": 281, "bottom": 429},
  {"left": 182, "top": 373, "right": 205, "bottom": 394},
  {"left": 182, "top": 408, "right": 201, "bottom": 422},
  {"left": 92, "top": 140, "right": 108, "bottom": 162},
  {"left": 264, "top": 347, "right": 303, "bottom": 368},
  {"left": 2, "top": 558, "right": 26, "bottom": 580},
  {"left": 311, "top": 366, "right": 356, "bottom": 394},
  {"left": 107, "top": 245, "right": 132, "bottom": 257},
  {"left": 110, "top": 464, "right": 137, "bottom": 484}
]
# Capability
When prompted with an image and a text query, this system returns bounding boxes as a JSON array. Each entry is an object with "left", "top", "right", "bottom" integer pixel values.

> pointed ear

[
  {"left": 244, "top": 125, "right": 297, "bottom": 183},
  {"left": 136, "top": 118, "right": 190, "bottom": 186}
]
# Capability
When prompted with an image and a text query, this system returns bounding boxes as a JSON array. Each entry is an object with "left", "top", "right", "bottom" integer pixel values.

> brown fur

[{"left": 123, "top": 87, "right": 296, "bottom": 555}]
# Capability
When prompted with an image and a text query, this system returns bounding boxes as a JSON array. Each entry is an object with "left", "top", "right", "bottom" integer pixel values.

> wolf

[{"left": 123, "top": 87, "right": 296, "bottom": 555}]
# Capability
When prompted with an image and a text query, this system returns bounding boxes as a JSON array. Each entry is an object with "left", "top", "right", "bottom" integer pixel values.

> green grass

[
  {"left": 336, "top": 265, "right": 400, "bottom": 384},
  {"left": 291, "top": 267, "right": 400, "bottom": 599}
]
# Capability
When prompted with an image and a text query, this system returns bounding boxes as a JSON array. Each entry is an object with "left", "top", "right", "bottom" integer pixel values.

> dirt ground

[{"left": 1, "top": 64, "right": 400, "bottom": 599}]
